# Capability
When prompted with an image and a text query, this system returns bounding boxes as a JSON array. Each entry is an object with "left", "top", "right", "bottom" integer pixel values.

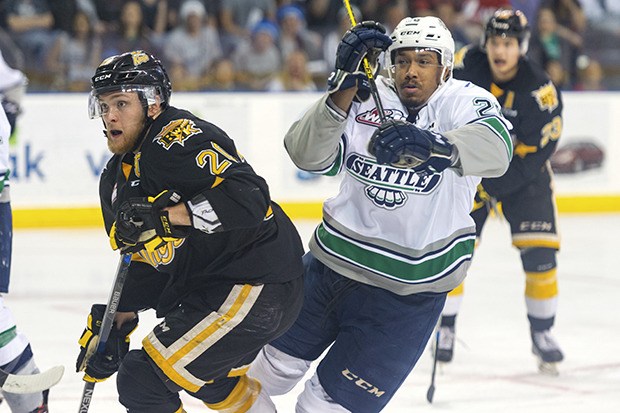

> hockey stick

[
  {"left": 77, "top": 253, "right": 132, "bottom": 413},
  {"left": 0, "top": 365, "right": 64, "bottom": 394},
  {"left": 426, "top": 328, "right": 440, "bottom": 403},
  {"left": 342, "top": 0, "right": 388, "bottom": 123}
]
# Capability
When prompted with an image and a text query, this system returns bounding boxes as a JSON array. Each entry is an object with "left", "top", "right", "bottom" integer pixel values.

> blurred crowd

[{"left": 0, "top": 0, "right": 619, "bottom": 93}]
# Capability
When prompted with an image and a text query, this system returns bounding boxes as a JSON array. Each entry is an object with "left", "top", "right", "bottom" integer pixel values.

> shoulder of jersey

[{"left": 149, "top": 108, "right": 224, "bottom": 152}]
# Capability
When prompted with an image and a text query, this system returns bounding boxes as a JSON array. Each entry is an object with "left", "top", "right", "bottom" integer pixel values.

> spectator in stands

[
  {"left": 46, "top": 9, "right": 102, "bottom": 91},
  {"left": 539, "top": 0, "right": 585, "bottom": 84},
  {"left": 305, "top": 0, "right": 342, "bottom": 35},
  {"left": 277, "top": 5, "right": 323, "bottom": 63},
  {"left": 163, "top": 0, "right": 222, "bottom": 91},
  {"left": 267, "top": 49, "right": 317, "bottom": 91},
  {"left": 322, "top": 5, "right": 362, "bottom": 71},
  {"left": 460, "top": 0, "right": 512, "bottom": 40},
  {"left": 545, "top": 58, "right": 567, "bottom": 87},
  {"left": 0, "top": 28, "right": 25, "bottom": 71},
  {"left": 580, "top": 0, "right": 620, "bottom": 33},
  {"left": 233, "top": 20, "right": 281, "bottom": 91},
  {"left": 140, "top": 0, "right": 170, "bottom": 35},
  {"left": 574, "top": 55, "right": 604, "bottom": 90},
  {"left": 541, "top": 0, "right": 586, "bottom": 35},
  {"left": 205, "top": 57, "right": 239, "bottom": 91},
  {"left": 220, "top": 0, "right": 277, "bottom": 55},
  {"left": 4, "top": 0, "right": 55, "bottom": 76},
  {"left": 382, "top": 1, "right": 408, "bottom": 34},
  {"left": 434, "top": 0, "right": 472, "bottom": 51},
  {"left": 92, "top": 0, "right": 124, "bottom": 29},
  {"left": 101, "top": 0, "right": 160, "bottom": 59},
  {"left": 528, "top": 7, "right": 574, "bottom": 88},
  {"left": 511, "top": 0, "right": 543, "bottom": 25}
]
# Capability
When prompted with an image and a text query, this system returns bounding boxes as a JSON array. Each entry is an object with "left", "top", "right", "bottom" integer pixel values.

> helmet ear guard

[{"left": 482, "top": 9, "right": 530, "bottom": 55}]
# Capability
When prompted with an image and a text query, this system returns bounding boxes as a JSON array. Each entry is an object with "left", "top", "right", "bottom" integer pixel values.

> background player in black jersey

[
  {"left": 438, "top": 9, "right": 564, "bottom": 374},
  {"left": 75, "top": 50, "right": 305, "bottom": 412}
]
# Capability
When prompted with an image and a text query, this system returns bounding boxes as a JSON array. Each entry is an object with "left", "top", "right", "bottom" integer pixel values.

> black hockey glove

[
  {"left": 327, "top": 21, "right": 392, "bottom": 101},
  {"left": 369, "top": 120, "right": 457, "bottom": 174},
  {"left": 110, "top": 189, "right": 190, "bottom": 253},
  {"left": 76, "top": 304, "right": 138, "bottom": 383}
]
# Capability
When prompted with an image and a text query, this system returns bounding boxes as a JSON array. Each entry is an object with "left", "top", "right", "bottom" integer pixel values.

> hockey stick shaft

[
  {"left": 342, "top": 0, "right": 387, "bottom": 123},
  {"left": 77, "top": 253, "right": 132, "bottom": 413},
  {"left": 426, "top": 328, "right": 440, "bottom": 403}
]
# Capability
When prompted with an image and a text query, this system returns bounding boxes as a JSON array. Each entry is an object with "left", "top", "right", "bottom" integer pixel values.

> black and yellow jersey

[
  {"left": 453, "top": 46, "right": 563, "bottom": 199},
  {"left": 99, "top": 106, "right": 304, "bottom": 314}
]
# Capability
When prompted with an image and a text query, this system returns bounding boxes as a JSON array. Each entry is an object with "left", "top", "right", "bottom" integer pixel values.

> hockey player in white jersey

[
  {"left": 249, "top": 16, "right": 512, "bottom": 412},
  {"left": 0, "top": 51, "right": 49, "bottom": 412}
]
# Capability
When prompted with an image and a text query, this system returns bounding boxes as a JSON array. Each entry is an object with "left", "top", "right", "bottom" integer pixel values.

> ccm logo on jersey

[
  {"left": 341, "top": 368, "right": 385, "bottom": 398},
  {"left": 154, "top": 119, "right": 202, "bottom": 150},
  {"left": 356, "top": 108, "right": 405, "bottom": 126}
]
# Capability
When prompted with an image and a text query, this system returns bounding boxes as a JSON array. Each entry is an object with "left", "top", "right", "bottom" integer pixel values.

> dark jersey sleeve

[{"left": 139, "top": 110, "right": 272, "bottom": 232}]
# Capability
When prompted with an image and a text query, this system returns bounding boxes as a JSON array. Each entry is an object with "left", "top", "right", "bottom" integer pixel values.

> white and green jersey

[
  {"left": 285, "top": 76, "right": 512, "bottom": 295},
  {"left": 0, "top": 107, "right": 10, "bottom": 197}
]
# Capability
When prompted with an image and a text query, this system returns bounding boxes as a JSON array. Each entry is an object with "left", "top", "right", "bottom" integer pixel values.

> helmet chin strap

[{"left": 131, "top": 106, "right": 155, "bottom": 152}]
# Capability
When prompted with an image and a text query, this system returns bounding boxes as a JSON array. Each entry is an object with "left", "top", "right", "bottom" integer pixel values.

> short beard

[{"left": 107, "top": 131, "right": 140, "bottom": 155}]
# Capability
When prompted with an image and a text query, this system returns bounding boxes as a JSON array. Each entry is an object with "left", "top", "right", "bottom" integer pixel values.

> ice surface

[{"left": 3, "top": 214, "right": 619, "bottom": 412}]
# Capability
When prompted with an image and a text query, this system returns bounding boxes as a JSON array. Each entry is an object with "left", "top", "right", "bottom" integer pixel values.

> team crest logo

[
  {"left": 346, "top": 154, "right": 442, "bottom": 210},
  {"left": 130, "top": 50, "right": 150, "bottom": 66},
  {"left": 154, "top": 119, "right": 202, "bottom": 150},
  {"left": 356, "top": 108, "right": 405, "bottom": 126},
  {"left": 532, "top": 82, "right": 559, "bottom": 113}
]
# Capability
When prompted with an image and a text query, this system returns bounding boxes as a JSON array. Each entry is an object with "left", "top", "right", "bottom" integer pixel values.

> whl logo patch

[{"left": 355, "top": 108, "right": 405, "bottom": 126}]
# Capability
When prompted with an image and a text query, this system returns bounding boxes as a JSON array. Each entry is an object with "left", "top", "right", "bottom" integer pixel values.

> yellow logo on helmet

[{"left": 131, "top": 51, "right": 150, "bottom": 66}]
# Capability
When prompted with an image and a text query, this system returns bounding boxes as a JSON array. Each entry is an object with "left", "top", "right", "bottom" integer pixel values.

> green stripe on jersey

[
  {"left": 324, "top": 142, "right": 344, "bottom": 176},
  {"left": 0, "top": 326, "right": 17, "bottom": 348},
  {"left": 316, "top": 224, "right": 475, "bottom": 282},
  {"left": 478, "top": 117, "right": 513, "bottom": 159}
]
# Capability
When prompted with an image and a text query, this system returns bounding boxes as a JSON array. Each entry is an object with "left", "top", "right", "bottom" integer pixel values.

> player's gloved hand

[
  {"left": 76, "top": 304, "right": 138, "bottom": 383},
  {"left": 369, "top": 120, "right": 457, "bottom": 173},
  {"left": 110, "top": 189, "right": 189, "bottom": 253},
  {"left": 327, "top": 21, "right": 392, "bottom": 101}
]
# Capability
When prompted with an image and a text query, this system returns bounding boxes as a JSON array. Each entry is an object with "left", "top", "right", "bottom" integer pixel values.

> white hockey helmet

[{"left": 387, "top": 16, "right": 455, "bottom": 81}]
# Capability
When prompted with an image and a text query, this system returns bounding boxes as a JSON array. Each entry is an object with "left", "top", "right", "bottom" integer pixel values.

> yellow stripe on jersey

[
  {"left": 525, "top": 269, "right": 558, "bottom": 299},
  {"left": 122, "top": 162, "right": 132, "bottom": 180},
  {"left": 212, "top": 176, "right": 224, "bottom": 188},
  {"left": 205, "top": 375, "right": 261, "bottom": 413},
  {"left": 142, "top": 284, "right": 263, "bottom": 392},
  {"left": 264, "top": 205, "right": 273, "bottom": 220},
  {"left": 514, "top": 142, "right": 538, "bottom": 158}
]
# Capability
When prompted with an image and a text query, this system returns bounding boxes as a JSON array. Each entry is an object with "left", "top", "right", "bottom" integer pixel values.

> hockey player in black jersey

[
  {"left": 438, "top": 9, "right": 564, "bottom": 374},
  {"left": 75, "top": 50, "right": 305, "bottom": 412}
]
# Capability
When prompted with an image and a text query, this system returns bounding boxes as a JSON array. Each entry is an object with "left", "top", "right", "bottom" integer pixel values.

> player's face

[
  {"left": 392, "top": 49, "right": 445, "bottom": 108},
  {"left": 485, "top": 36, "right": 520, "bottom": 82},
  {"left": 98, "top": 92, "right": 146, "bottom": 154}
]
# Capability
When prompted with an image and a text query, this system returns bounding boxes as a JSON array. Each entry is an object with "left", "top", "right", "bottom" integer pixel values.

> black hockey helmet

[
  {"left": 88, "top": 50, "right": 172, "bottom": 118},
  {"left": 483, "top": 9, "right": 530, "bottom": 55}
]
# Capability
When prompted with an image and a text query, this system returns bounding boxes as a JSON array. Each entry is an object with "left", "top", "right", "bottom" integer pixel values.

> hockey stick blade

[{"left": 0, "top": 365, "right": 65, "bottom": 394}]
